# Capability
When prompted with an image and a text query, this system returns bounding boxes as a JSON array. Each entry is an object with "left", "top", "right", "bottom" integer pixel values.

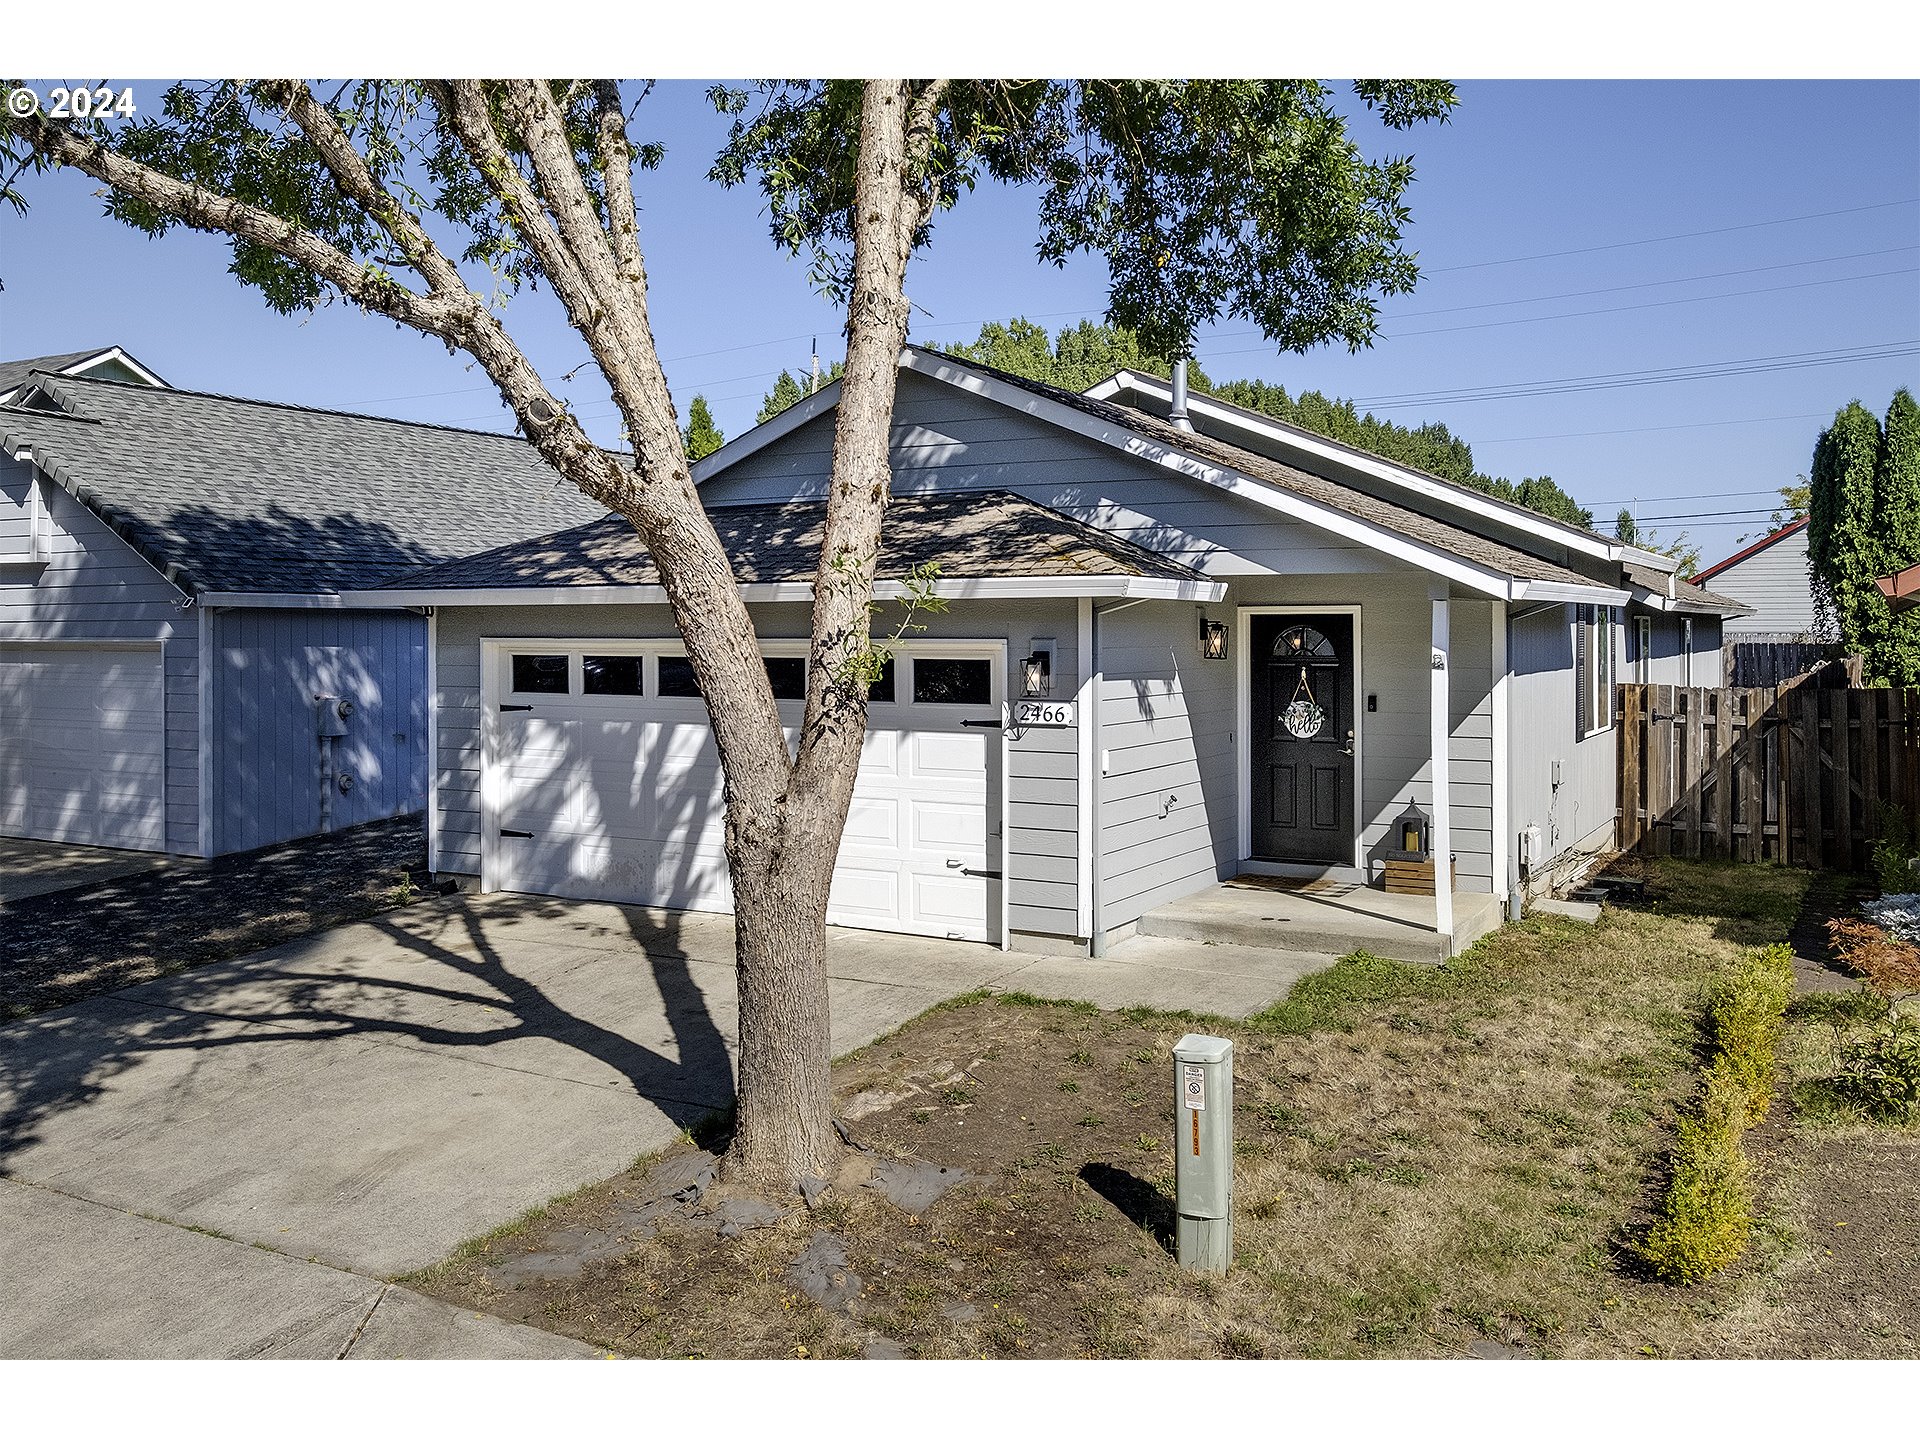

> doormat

[{"left": 1224, "top": 873, "right": 1352, "bottom": 895}]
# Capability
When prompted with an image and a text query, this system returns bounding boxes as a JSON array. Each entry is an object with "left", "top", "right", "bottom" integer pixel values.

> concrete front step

[{"left": 1135, "top": 884, "right": 1460, "bottom": 964}]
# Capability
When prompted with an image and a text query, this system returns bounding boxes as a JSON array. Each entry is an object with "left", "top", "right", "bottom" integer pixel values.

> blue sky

[{"left": 2, "top": 78, "right": 1915, "bottom": 563}]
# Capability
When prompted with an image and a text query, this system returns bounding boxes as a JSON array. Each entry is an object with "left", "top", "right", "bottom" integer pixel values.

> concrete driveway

[
  {"left": 0, "top": 890, "right": 1324, "bottom": 1357},
  {"left": 0, "top": 837, "right": 172, "bottom": 905}
]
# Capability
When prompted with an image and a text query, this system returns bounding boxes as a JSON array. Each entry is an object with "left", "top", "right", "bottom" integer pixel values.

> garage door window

[
  {"left": 582, "top": 654, "right": 642, "bottom": 696},
  {"left": 765, "top": 656, "right": 806, "bottom": 700},
  {"left": 867, "top": 657, "right": 896, "bottom": 703},
  {"left": 912, "top": 657, "right": 992, "bottom": 706},
  {"left": 658, "top": 655, "right": 702, "bottom": 697},
  {"left": 511, "top": 654, "right": 570, "bottom": 694}
]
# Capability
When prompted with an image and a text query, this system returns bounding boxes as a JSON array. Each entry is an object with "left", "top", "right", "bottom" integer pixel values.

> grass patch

[{"left": 413, "top": 859, "right": 1828, "bottom": 1359}]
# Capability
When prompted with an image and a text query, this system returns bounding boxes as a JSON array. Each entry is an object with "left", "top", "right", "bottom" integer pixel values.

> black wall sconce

[
  {"left": 1020, "top": 650, "right": 1052, "bottom": 697},
  {"left": 1200, "top": 618, "right": 1229, "bottom": 661}
]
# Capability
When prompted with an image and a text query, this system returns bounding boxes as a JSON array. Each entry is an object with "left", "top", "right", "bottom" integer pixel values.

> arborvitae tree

[
  {"left": 1616, "top": 509, "right": 1639, "bottom": 545},
  {"left": 681, "top": 394, "right": 724, "bottom": 462},
  {"left": 1872, "top": 388, "right": 1920, "bottom": 686},
  {"left": 1806, "top": 400, "right": 1886, "bottom": 653}
]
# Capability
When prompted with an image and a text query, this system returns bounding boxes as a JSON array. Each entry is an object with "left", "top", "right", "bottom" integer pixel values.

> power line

[
  {"left": 1478, "top": 412, "right": 1830, "bottom": 444},
  {"left": 1347, "top": 340, "right": 1918, "bottom": 410},
  {"left": 1426, "top": 197, "right": 1920, "bottom": 274},
  {"left": 1195, "top": 268, "right": 1920, "bottom": 358},
  {"left": 1392, "top": 245, "right": 1919, "bottom": 318}
]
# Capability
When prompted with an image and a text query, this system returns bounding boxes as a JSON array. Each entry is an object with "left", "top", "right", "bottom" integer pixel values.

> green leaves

[
  {"left": 1807, "top": 393, "right": 1919, "bottom": 683},
  {"left": 713, "top": 79, "right": 1458, "bottom": 359},
  {"left": 681, "top": 394, "right": 724, "bottom": 462}
]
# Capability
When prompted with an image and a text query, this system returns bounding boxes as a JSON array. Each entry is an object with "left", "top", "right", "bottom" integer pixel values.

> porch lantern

[
  {"left": 1391, "top": 801, "right": 1432, "bottom": 862},
  {"left": 1200, "top": 618, "right": 1229, "bottom": 661},
  {"left": 1020, "top": 650, "right": 1051, "bottom": 697}
]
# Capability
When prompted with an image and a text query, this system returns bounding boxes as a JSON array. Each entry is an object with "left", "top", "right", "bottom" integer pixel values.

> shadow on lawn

[
  {"left": 0, "top": 892, "right": 736, "bottom": 1167},
  {"left": 1080, "top": 1161, "right": 1176, "bottom": 1253}
]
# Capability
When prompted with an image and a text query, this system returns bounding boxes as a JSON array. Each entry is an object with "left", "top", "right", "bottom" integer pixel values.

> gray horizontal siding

[
  {"left": 1710, "top": 528, "right": 1818, "bottom": 636},
  {"left": 1508, "top": 603, "right": 1617, "bottom": 876},
  {"left": 1, "top": 456, "right": 198, "bottom": 854}
]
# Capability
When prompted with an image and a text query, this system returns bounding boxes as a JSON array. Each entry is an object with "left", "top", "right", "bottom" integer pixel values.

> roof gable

[
  {"left": 698, "top": 345, "right": 1624, "bottom": 602},
  {"left": 1696, "top": 517, "right": 1809, "bottom": 582}
]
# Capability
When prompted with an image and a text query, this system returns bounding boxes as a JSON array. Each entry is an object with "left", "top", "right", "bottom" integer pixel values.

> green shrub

[
  {"left": 1640, "top": 1088, "right": 1754, "bottom": 1285},
  {"left": 1639, "top": 943, "right": 1793, "bottom": 1285},
  {"left": 1870, "top": 804, "right": 1918, "bottom": 895},
  {"left": 1705, "top": 943, "right": 1795, "bottom": 1124},
  {"left": 1829, "top": 1021, "right": 1920, "bottom": 1123}
]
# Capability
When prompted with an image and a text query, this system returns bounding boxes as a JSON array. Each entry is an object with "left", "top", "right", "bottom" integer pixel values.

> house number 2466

[{"left": 1013, "top": 700, "right": 1076, "bottom": 727}]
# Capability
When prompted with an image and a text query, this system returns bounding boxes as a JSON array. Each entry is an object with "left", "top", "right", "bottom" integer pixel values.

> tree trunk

[{"left": 720, "top": 80, "right": 930, "bottom": 1189}]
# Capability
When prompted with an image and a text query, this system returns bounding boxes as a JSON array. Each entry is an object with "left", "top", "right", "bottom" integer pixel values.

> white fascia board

[
  {"left": 1515, "top": 580, "right": 1632, "bottom": 606},
  {"left": 899, "top": 350, "right": 1515, "bottom": 600},
  {"left": 1097, "top": 369, "right": 1623, "bottom": 565},
  {"left": 691, "top": 376, "right": 846, "bottom": 484},
  {"left": 257, "top": 574, "right": 1229, "bottom": 610},
  {"left": 1620, "top": 544, "right": 1679, "bottom": 573}
]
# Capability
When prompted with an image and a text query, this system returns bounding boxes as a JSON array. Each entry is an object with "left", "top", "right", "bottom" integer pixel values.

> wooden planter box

[{"left": 1381, "top": 855, "right": 1456, "bottom": 896}]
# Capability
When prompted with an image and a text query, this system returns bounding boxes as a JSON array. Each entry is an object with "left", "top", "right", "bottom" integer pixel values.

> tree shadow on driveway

[{"left": 0, "top": 892, "right": 739, "bottom": 1174}]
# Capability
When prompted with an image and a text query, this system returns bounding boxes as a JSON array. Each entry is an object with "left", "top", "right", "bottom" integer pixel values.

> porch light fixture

[
  {"left": 1020, "top": 650, "right": 1052, "bottom": 697},
  {"left": 1200, "top": 618, "right": 1229, "bottom": 661},
  {"left": 1390, "top": 801, "right": 1432, "bottom": 862}
]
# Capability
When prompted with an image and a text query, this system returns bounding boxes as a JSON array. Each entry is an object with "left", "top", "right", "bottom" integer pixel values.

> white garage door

[
  {"left": 485, "top": 641, "right": 1000, "bottom": 941},
  {"left": 0, "top": 644, "right": 167, "bottom": 851}
]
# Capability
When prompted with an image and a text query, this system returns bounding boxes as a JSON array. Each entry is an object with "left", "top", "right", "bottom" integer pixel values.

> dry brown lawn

[{"left": 410, "top": 860, "right": 1914, "bottom": 1358}]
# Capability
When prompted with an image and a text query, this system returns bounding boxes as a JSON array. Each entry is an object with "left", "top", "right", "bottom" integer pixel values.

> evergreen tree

[
  {"left": 1873, "top": 388, "right": 1920, "bottom": 686},
  {"left": 681, "top": 394, "right": 725, "bottom": 462},
  {"left": 1806, "top": 400, "right": 1885, "bottom": 654},
  {"left": 942, "top": 317, "right": 1212, "bottom": 394},
  {"left": 755, "top": 362, "right": 845, "bottom": 424},
  {"left": 1615, "top": 509, "right": 1639, "bottom": 545}
]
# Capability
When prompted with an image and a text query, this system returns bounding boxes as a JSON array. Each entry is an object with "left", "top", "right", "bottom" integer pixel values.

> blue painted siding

[{"left": 210, "top": 607, "right": 427, "bottom": 853}]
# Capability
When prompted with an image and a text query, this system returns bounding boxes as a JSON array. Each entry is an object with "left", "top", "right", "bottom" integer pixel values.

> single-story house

[
  {"left": 1, "top": 365, "right": 603, "bottom": 856},
  {"left": 1696, "top": 519, "right": 1815, "bottom": 638},
  {"left": 248, "top": 345, "right": 1745, "bottom": 955}
]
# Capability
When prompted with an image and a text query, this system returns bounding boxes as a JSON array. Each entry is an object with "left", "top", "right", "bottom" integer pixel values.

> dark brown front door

[{"left": 1250, "top": 614, "right": 1355, "bottom": 864}]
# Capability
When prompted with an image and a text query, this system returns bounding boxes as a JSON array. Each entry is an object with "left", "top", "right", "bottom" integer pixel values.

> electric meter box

[
  {"left": 314, "top": 694, "right": 350, "bottom": 738},
  {"left": 1173, "top": 1033, "right": 1234, "bottom": 1273}
]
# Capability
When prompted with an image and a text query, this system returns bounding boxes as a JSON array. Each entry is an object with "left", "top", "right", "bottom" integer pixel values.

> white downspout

[
  {"left": 1087, "top": 596, "right": 1153, "bottom": 958},
  {"left": 1429, "top": 586, "right": 1454, "bottom": 951}
]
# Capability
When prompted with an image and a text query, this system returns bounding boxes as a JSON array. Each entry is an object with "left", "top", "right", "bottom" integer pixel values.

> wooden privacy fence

[{"left": 1619, "top": 681, "right": 1920, "bottom": 868}]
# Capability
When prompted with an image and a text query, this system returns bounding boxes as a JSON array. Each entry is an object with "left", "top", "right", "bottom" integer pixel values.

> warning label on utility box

[{"left": 1182, "top": 1064, "right": 1206, "bottom": 1110}]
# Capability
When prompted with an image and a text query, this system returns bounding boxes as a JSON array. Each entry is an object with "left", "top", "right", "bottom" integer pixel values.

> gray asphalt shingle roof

[
  {"left": 0, "top": 372, "right": 606, "bottom": 594},
  {"left": 381, "top": 490, "right": 1209, "bottom": 591},
  {"left": 0, "top": 349, "right": 121, "bottom": 396},
  {"left": 1622, "top": 561, "right": 1754, "bottom": 617}
]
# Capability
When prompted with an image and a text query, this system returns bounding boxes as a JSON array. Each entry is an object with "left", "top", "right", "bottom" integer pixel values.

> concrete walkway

[
  {"left": 0, "top": 891, "right": 1326, "bottom": 1358},
  {"left": 0, "top": 837, "right": 172, "bottom": 905}
]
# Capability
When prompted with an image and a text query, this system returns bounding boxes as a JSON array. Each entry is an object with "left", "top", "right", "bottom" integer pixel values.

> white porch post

[{"left": 1429, "top": 585, "right": 1454, "bottom": 947}]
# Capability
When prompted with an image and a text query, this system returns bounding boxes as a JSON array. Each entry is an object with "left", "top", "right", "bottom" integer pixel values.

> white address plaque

[{"left": 1012, "top": 699, "right": 1077, "bottom": 727}]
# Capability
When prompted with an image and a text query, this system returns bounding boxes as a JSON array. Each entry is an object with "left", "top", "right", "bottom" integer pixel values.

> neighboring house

[
  {"left": 1879, "top": 560, "right": 1920, "bottom": 614},
  {"left": 0, "top": 346, "right": 168, "bottom": 405},
  {"left": 227, "top": 346, "right": 1746, "bottom": 957},
  {"left": 1696, "top": 520, "right": 1826, "bottom": 684},
  {"left": 1696, "top": 518, "right": 1818, "bottom": 638},
  {"left": 1, "top": 368, "right": 604, "bottom": 857}
]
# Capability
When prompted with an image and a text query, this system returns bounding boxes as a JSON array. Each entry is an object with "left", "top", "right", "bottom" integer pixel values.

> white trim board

[
  {"left": 1088, "top": 368, "right": 1636, "bottom": 568},
  {"left": 204, "top": 574, "right": 1229, "bottom": 610},
  {"left": 1235, "top": 604, "right": 1366, "bottom": 872}
]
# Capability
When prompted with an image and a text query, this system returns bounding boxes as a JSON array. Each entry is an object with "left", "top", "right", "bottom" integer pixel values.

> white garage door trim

[
  {"left": 0, "top": 639, "right": 168, "bottom": 852},
  {"left": 477, "top": 636, "right": 1006, "bottom": 944}
]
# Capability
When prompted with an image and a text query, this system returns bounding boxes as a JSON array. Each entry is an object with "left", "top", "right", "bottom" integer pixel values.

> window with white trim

[{"left": 1576, "top": 605, "right": 1615, "bottom": 738}]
